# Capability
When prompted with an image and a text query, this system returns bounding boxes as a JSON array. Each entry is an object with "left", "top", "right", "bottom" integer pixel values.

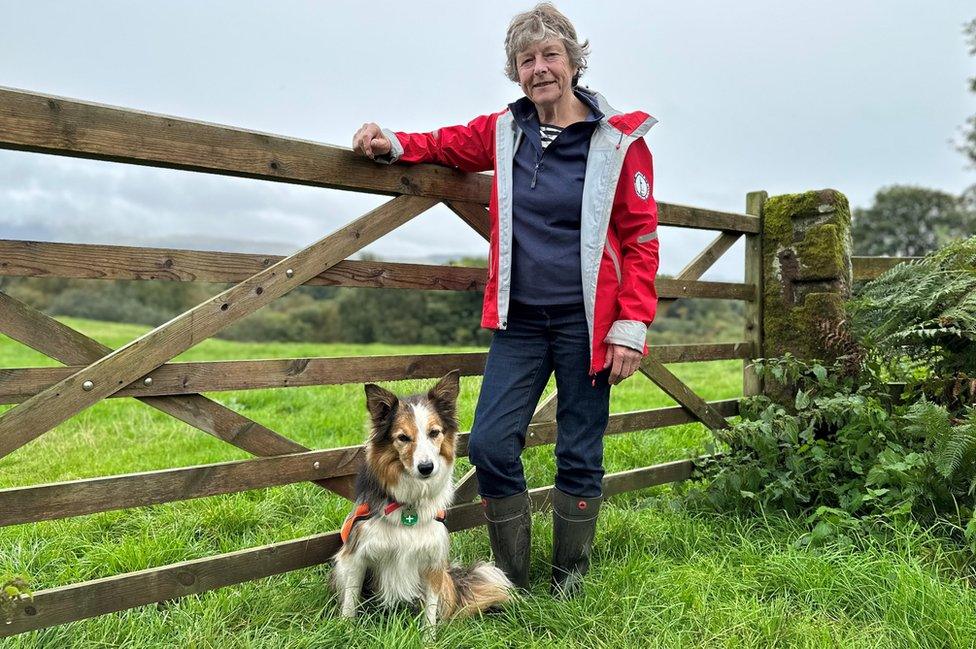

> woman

[{"left": 352, "top": 3, "right": 659, "bottom": 597}]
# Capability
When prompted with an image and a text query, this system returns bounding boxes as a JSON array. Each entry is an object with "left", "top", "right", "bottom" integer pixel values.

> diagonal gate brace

[
  {"left": 0, "top": 292, "right": 358, "bottom": 499},
  {"left": 638, "top": 357, "right": 730, "bottom": 431},
  {"left": 0, "top": 194, "right": 435, "bottom": 461}
]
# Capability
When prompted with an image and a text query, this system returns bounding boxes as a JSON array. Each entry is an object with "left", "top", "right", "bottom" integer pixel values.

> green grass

[{"left": 1, "top": 318, "right": 975, "bottom": 647}]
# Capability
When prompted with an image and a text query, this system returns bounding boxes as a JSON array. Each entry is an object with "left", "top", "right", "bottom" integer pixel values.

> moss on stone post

[{"left": 761, "top": 189, "right": 853, "bottom": 400}]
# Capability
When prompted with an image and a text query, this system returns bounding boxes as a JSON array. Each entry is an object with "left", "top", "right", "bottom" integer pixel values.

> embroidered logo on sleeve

[{"left": 634, "top": 171, "right": 650, "bottom": 200}]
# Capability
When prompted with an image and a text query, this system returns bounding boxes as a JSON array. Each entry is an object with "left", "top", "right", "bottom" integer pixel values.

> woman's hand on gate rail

[
  {"left": 603, "top": 344, "right": 643, "bottom": 385},
  {"left": 352, "top": 122, "right": 392, "bottom": 159}
]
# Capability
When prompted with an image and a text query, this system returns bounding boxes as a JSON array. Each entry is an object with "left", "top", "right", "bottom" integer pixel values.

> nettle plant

[
  {"left": 690, "top": 237, "right": 976, "bottom": 548},
  {"left": 692, "top": 356, "right": 976, "bottom": 547}
]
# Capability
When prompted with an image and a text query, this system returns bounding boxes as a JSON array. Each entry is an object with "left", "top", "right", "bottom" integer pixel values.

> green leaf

[
  {"left": 812, "top": 364, "right": 828, "bottom": 382},
  {"left": 795, "top": 389, "right": 810, "bottom": 410}
]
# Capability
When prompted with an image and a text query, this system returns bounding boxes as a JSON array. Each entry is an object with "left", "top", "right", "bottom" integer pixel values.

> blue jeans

[{"left": 468, "top": 301, "right": 611, "bottom": 499}]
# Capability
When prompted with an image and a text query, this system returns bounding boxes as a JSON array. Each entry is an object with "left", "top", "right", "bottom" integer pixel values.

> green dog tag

[{"left": 401, "top": 509, "right": 419, "bottom": 526}]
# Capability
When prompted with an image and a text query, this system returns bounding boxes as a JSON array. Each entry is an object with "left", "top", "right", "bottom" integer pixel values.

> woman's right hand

[{"left": 352, "top": 122, "right": 392, "bottom": 159}]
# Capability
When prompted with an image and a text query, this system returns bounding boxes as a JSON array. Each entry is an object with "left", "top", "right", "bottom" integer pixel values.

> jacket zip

[
  {"left": 530, "top": 135, "right": 554, "bottom": 189},
  {"left": 530, "top": 159, "right": 543, "bottom": 189}
]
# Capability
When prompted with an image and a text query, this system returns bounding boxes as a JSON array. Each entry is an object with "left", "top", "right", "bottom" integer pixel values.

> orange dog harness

[{"left": 340, "top": 500, "right": 447, "bottom": 544}]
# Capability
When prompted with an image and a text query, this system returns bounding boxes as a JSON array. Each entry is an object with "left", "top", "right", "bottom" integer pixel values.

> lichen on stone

[{"left": 760, "top": 189, "right": 853, "bottom": 365}]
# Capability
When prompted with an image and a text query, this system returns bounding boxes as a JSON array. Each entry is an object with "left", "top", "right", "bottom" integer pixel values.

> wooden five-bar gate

[{"left": 0, "top": 86, "right": 902, "bottom": 636}]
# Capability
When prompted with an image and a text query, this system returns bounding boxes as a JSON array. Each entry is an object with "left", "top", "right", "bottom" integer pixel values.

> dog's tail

[{"left": 438, "top": 562, "right": 513, "bottom": 619}]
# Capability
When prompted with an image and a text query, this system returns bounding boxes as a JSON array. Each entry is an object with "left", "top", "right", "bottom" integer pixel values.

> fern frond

[{"left": 850, "top": 236, "right": 976, "bottom": 375}]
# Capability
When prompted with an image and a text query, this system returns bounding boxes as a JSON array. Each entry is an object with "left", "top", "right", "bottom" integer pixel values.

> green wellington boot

[
  {"left": 482, "top": 491, "right": 531, "bottom": 590},
  {"left": 551, "top": 487, "right": 602, "bottom": 597}
]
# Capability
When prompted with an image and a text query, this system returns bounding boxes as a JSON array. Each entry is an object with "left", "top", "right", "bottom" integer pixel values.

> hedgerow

[{"left": 689, "top": 237, "right": 976, "bottom": 550}]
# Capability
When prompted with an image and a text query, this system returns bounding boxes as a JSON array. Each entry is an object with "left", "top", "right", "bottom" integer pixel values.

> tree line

[{"left": 0, "top": 265, "right": 746, "bottom": 348}]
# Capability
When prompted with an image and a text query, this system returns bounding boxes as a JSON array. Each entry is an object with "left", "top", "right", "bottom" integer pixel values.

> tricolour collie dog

[{"left": 332, "top": 370, "right": 512, "bottom": 625}]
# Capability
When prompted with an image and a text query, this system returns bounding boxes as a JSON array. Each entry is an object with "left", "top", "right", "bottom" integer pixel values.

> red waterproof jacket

[{"left": 380, "top": 88, "right": 659, "bottom": 375}]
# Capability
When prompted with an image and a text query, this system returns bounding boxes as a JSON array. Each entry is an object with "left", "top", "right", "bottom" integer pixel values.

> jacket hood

[
  {"left": 506, "top": 86, "right": 657, "bottom": 139},
  {"left": 576, "top": 86, "right": 657, "bottom": 138}
]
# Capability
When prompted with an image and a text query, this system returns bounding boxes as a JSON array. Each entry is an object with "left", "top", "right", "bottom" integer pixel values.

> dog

[{"left": 331, "top": 370, "right": 512, "bottom": 625}]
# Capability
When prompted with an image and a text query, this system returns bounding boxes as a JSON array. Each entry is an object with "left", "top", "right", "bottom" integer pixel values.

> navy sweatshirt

[{"left": 508, "top": 90, "right": 604, "bottom": 306}]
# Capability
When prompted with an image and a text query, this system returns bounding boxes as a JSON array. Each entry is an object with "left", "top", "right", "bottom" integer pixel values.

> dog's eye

[
  {"left": 429, "top": 428, "right": 442, "bottom": 438},
  {"left": 396, "top": 434, "right": 412, "bottom": 443}
]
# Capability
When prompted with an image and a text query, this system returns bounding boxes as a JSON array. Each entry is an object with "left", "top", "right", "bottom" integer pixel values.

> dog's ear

[
  {"left": 427, "top": 369, "right": 460, "bottom": 417},
  {"left": 364, "top": 383, "right": 398, "bottom": 428}
]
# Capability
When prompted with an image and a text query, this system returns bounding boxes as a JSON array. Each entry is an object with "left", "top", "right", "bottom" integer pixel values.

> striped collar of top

[
  {"left": 509, "top": 89, "right": 605, "bottom": 154},
  {"left": 539, "top": 123, "right": 564, "bottom": 150}
]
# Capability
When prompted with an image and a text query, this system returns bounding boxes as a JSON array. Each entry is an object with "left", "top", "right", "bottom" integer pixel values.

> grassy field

[{"left": 2, "top": 318, "right": 976, "bottom": 647}]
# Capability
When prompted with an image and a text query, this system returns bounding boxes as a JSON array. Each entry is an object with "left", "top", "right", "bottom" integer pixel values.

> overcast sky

[{"left": 1, "top": 1, "right": 974, "bottom": 280}]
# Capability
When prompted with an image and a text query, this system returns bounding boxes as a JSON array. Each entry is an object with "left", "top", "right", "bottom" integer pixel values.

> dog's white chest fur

[{"left": 358, "top": 513, "right": 450, "bottom": 604}]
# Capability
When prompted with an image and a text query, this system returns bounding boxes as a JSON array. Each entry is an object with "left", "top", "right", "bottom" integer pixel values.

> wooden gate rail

[
  {"left": 0, "top": 239, "right": 490, "bottom": 291},
  {"left": 658, "top": 203, "right": 758, "bottom": 233},
  {"left": 0, "top": 239, "right": 754, "bottom": 301},
  {"left": 0, "top": 446, "right": 364, "bottom": 527},
  {"left": 0, "top": 459, "right": 695, "bottom": 638},
  {"left": 0, "top": 86, "right": 759, "bottom": 233},
  {"left": 0, "top": 342, "right": 752, "bottom": 404},
  {"left": 0, "top": 86, "right": 491, "bottom": 203},
  {"left": 852, "top": 256, "right": 921, "bottom": 281},
  {"left": 0, "top": 352, "right": 493, "bottom": 404},
  {"left": 0, "top": 399, "right": 738, "bottom": 528}
]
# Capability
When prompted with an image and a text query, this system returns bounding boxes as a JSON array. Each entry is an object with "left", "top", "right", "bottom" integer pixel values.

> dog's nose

[{"left": 417, "top": 461, "right": 435, "bottom": 477}]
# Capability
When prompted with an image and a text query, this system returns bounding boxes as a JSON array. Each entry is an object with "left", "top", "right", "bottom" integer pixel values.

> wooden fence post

[{"left": 743, "top": 191, "right": 767, "bottom": 397}]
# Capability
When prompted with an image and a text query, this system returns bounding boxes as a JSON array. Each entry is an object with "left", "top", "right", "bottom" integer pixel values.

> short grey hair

[{"left": 504, "top": 3, "right": 590, "bottom": 86}]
